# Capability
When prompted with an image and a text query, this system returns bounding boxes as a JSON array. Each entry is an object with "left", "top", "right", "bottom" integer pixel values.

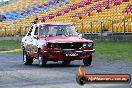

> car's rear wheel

[
  {"left": 62, "top": 61, "right": 71, "bottom": 65},
  {"left": 38, "top": 50, "right": 47, "bottom": 67},
  {"left": 23, "top": 49, "right": 33, "bottom": 65},
  {"left": 83, "top": 56, "right": 92, "bottom": 66}
]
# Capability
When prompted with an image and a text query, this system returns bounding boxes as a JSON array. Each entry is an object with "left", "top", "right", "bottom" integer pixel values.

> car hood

[{"left": 45, "top": 36, "right": 93, "bottom": 43}]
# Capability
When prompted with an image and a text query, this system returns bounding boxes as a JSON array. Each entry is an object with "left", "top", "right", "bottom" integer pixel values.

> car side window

[
  {"left": 27, "top": 26, "right": 33, "bottom": 36},
  {"left": 39, "top": 25, "right": 49, "bottom": 36}
]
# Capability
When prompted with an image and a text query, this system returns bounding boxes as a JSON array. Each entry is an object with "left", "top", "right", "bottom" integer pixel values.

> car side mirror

[
  {"left": 78, "top": 33, "right": 83, "bottom": 37},
  {"left": 33, "top": 35, "right": 38, "bottom": 39}
]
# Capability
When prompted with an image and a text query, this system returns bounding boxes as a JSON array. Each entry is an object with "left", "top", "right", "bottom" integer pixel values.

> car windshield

[{"left": 39, "top": 25, "right": 78, "bottom": 37}]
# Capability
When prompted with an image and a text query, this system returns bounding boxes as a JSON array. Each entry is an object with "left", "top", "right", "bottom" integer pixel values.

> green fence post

[
  {"left": 90, "top": 22, "right": 93, "bottom": 39},
  {"left": 112, "top": 20, "right": 114, "bottom": 40},
  {"left": 123, "top": 18, "right": 126, "bottom": 40},
  {"left": 4, "top": 27, "right": 6, "bottom": 37},
  {"left": 82, "top": 20, "right": 84, "bottom": 37},
  {"left": 101, "top": 21, "right": 103, "bottom": 40}
]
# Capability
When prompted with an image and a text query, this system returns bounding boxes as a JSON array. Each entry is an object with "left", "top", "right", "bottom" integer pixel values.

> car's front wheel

[
  {"left": 83, "top": 56, "right": 92, "bottom": 66},
  {"left": 38, "top": 50, "right": 47, "bottom": 67},
  {"left": 23, "top": 49, "right": 33, "bottom": 65}
]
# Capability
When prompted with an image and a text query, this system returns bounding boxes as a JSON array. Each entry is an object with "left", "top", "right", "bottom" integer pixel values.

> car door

[
  {"left": 22, "top": 26, "right": 33, "bottom": 53},
  {"left": 29, "top": 25, "right": 39, "bottom": 58}
]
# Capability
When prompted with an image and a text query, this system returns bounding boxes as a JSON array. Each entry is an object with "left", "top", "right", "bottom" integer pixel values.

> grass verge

[
  {"left": 0, "top": 40, "right": 22, "bottom": 54},
  {"left": 93, "top": 41, "right": 132, "bottom": 62},
  {"left": 0, "top": 40, "right": 21, "bottom": 48},
  {"left": 0, "top": 40, "right": 132, "bottom": 62}
]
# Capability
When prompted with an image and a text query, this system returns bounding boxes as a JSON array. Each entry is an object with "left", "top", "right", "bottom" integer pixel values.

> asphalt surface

[{"left": 0, "top": 53, "right": 132, "bottom": 88}]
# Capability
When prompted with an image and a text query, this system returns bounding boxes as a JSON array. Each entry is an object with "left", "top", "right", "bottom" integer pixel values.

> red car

[{"left": 21, "top": 22, "right": 95, "bottom": 67}]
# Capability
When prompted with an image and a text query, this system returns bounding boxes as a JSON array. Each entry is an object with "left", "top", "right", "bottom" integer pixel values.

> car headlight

[
  {"left": 83, "top": 42, "right": 93, "bottom": 48},
  {"left": 83, "top": 43, "right": 87, "bottom": 47},
  {"left": 88, "top": 42, "right": 93, "bottom": 47}
]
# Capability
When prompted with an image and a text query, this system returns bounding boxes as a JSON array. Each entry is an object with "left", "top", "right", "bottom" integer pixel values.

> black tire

[
  {"left": 62, "top": 61, "right": 71, "bottom": 65},
  {"left": 83, "top": 56, "right": 92, "bottom": 66},
  {"left": 23, "top": 49, "right": 33, "bottom": 65},
  {"left": 38, "top": 50, "right": 47, "bottom": 67}
]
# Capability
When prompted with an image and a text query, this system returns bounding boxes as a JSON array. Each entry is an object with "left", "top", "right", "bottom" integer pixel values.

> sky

[{"left": 0, "top": 0, "right": 10, "bottom": 2}]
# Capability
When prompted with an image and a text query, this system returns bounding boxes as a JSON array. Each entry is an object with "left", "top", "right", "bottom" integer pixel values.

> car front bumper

[{"left": 42, "top": 49, "right": 95, "bottom": 61}]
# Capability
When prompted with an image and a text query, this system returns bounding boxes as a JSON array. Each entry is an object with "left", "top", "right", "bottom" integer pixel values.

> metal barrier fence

[
  {"left": 76, "top": 18, "right": 132, "bottom": 33},
  {"left": 0, "top": 22, "right": 33, "bottom": 37},
  {"left": 76, "top": 18, "right": 132, "bottom": 40},
  {"left": 0, "top": 18, "right": 132, "bottom": 40}
]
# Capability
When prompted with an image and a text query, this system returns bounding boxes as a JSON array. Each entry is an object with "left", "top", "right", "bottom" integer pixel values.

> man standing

[{"left": 34, "top": 16, "right": 38, "bottom": 24}]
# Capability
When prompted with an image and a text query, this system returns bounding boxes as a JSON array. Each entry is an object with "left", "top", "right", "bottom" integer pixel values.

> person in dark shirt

[
  {"left": 34, "top": 16, "right": 39, "bottom": 24},
  {"left": 102, "top": 26, "right": 109, "bottom": 33}
]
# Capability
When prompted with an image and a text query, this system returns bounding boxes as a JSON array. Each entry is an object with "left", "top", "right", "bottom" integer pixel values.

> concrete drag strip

[{"left": 0, "top": 53, "right": 132, "bottom": 88}]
